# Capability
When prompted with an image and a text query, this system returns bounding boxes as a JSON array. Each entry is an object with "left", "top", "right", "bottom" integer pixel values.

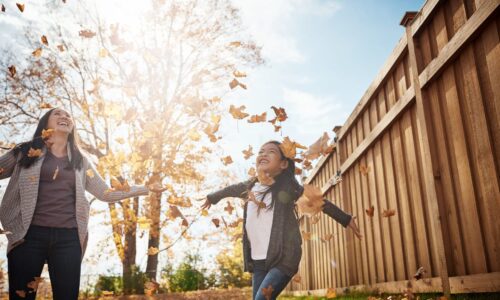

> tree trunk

[
  {"left": 122, "top": 197, "right": 139, "bottom": 294},
  {"left": 145, "top": 192, "right": 162, "bottom": 280}
]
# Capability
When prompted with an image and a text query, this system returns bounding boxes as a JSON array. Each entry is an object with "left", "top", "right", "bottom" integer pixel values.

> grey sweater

[{"left": 207, "top": 178, "right": 352, "bottom": 277}]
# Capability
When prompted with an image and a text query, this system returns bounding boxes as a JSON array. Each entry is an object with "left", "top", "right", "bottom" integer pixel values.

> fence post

[{"left": 401, "top": 11, "right": 451, "bottom": 297}]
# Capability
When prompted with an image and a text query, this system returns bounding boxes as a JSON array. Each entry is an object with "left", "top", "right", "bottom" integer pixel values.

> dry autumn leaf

[
  {"left": 41, "top": 128, "right": 54, "bottom": 139},
  {"left": 292, "top": 274, "right": 301, "bottom": 283},
  {"left": 147, "top": 247, "right": 159, "bottom": 256},
  {"left": 39, "top": 102, "right": 53, "bottom": 109},
  {"left": 247, "top": 112, "right": 267, "bottom": 123},
  {"left": 273, "top": 124, "right": 281, "bottom": 132},
  {"left": 301, "top": 230, "right": 312, "bottom": 241},
  {"left": 247, "top": 191, "right": 266, "bottom": 209},
  {"left": 326, "top": 287, "right": 336, "bottom": 298},
  {"left": 279, "top": 136, "right": 307, "bottom": 159},
  {"left": 229, "top": 78, "right": 246, "bottom": 90},
  {"left": 168, "top": 205, "right": 185, "bottom": 220},
  {"left": 296, "top": 184, "right": 324, "bottom": 216},
  {"left": 224, "top": 202, "right": 234, "bottom": 215},
  {"left": 233, "top": 70, "right": 247, "bottom": 77},
  {"left": 8, "top": 65, "right": 16, "bottom": 77},
  {"left": 16, "top": 3, "right": 24, "bottom": 12},
  {"left": 321, "top": 233, "right": 334, "bottom": 243},
  {"left": 79, "top": 29, "right": 96, "bottom": 38},
  {"left": 111, "top": 177, "right": 131, "bottom": 192},
  {"left": 261, "top": 285, "right": 274, "bottom": 300},
  {"left": 229, "top": 41, "right": 242, "bottom": 47},
  {"left": 15, "top": 290, "right": 26, "bottom": 298},
  {"left": 304, "top": 132, "right": 334, "bottom": 160},
  {"left": 221, "top": 155, "right": 233, "bottom": 166},
  {"left": 1, "top": 4, "right": 5, "bottom": 12},
  {"left": 99, "top": 48, "right": 109, "bottom": 58},
  {"left": 32, "top": 47, "right": 43, "bottom": 57},
  {"left": 137, "top": 216, "right": 151, "bottom": 230},
  {"left": 101, "top": 291, "right": 114, "bottom": 296},
  {"left": 256, "top": 167, "right": 275, "bottom": 185},
  {"left": 382, "top": 209, "right": 396, "bottom": 218},
  {"left": 212, "top": 218, "right": 220, "bottom": 228},
  {"left": 41, "top": 35, "right": 49, "bottom": 46},
  {"left": 57, "top": 44, "right": 65, "bottom": 52},
  {"left": 242, "top": 145, "right": 254, "bottom": 160},
  {"left": 27, "top": 147, "right": 42, "bottom": 158},
  {"left": 359, "top": 164, "right": 370, "bottom": 175},
  {"left": 229, "top": 104, "right": 249, "bottom": 120},
  {"left": 248, "top": 167, "right": 256, "bottom": 177},
  {"left": 269, "top": 106, "right": 287, "bottom": 124},
  {"left": 365, "top": 205, "right": 375, "bottom": 217},
  {"left": 86, "top": 169, "right": 94, "bottom": 178}
]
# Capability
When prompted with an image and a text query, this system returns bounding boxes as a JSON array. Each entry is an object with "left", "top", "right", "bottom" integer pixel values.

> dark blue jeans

[
  {"left": 252, "top": 260, "right": 292, "bottom": 300},
  {"left": 7, "top": 225, "right": 82, "bottom": 300}
]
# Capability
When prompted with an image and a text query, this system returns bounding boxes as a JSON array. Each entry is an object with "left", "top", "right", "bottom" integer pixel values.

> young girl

[
  {"left": 0, "top": 108, "right": 155, "bottom": 299},
  {"left": 202, "top": 141, "right": 362, "bottom": 300}
]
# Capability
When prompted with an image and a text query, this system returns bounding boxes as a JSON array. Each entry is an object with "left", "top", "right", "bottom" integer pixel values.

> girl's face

[
  {"left": 47, "top": 108, "right": 74, "bottom": 134},
  {"left": 256, "top": 143, "right": 289, "bottom": 177}
]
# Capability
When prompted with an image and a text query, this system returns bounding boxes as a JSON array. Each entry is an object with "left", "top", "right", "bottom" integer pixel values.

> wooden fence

[{"left": 286, "top": 0, "right": 500, "bottom": 295}]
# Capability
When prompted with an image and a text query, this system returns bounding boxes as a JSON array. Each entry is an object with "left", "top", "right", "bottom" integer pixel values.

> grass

[{"left": 278, "top": 292, "right": 500, "bottom": 300}]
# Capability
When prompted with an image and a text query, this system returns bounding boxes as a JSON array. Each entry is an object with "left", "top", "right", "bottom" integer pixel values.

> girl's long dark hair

[
  {"left": 13, "top": 108, "right": 84, "bottom": 170},
  {"left": 249, "top": 140, "right": 301, "bottom": 212}
]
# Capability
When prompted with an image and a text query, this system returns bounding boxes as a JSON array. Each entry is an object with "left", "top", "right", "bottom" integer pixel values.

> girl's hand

[
  {"left": 348, "top": 216, "right": 362, "bottom": 239},
  {"left": 201, "top": 198, "right": 212, "bottom": 210}
]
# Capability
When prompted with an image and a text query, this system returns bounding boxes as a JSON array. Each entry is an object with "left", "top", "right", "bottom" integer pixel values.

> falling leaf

[
  {"left": 8, "top": 65, "right": 16, "bottom": 77},
  {"left": 310, "top": 215, "right": 320, "bottom": 224},
  {"left": 27, "top": 148, "right": 42, "bottom": 158},
  {"left": 229, "top": 41, "right": 242, "bottom": 47},
  {"left": 233, "top": 70, "right": 246, "bottom": 77},
  {"left": 292, "top": 274, "right": 301, "bottom": 283},
  {"left": 279, "top": 136, "right": 307, "bottom": 159},
  {"left": 229, "top": 104, "right": 249, "bottom": 120},
  {"left": 52, "top": 166, "right": 59, "bottom": 180},
  {"left": 99, "top": 48, "right": 109, "bottom": 57},
  {"left": 79, "top": 29, "right": 96, "bottom": 38},
  {"left": 168, "top": 205, "right": 184, "bottom": 220},
  {"left": 41, "top": 128, "right": 54, "bottom": 139},
  {"left": 224, "top": 202, "right": 234, "bottom": 215},
  {"left": 365, "top": 205, "right": 375, "bottom": 217},
  {"left": 413, "top": 266, "right": 426, "bottom": 280},
  {"left": 228, "top": 218, "right": 243, "bottom": 228},
  {"left": 221, "top": 155, "right": 233, "bottom": 166},
  {"left": 247, "top": 191, "right": 266, "bottom": 209},
  {"left": 86, "top": 169, "right": 95, "bottom": 178},
  {"left": 321, "top": 233, "right": 334, "bottom": 243},
  {"left": 1, "top": 4, "right": 5, "bottom": 12},
  {"left": 16, "top": 290, "right": 26, "bottom": 298},
  {"left": 32, "top": 47, "right": 43, "bottom": 57},
  {"left": 212, "top": 218, "right": 220, "bottom": 228},
  {"left": 27, "top": 277, "right": 44, "bottom": 291},
  {"left": 57, "top": 44, "right": 65, "bottom": 52},
  {"left": 359, "top": 165, "right": 370, "bottom": 175},
  {"left": 296, "top": 184, "right": 324, "bottom": 216},
  {"left": 188, "top": 129, "right": 201, "bottom": 141},
  {"left": 256, "top": 168, "right": 275, "bottom": 186},
  {"left": 295, "top": 167, "right": 302, "bottom": 175},
  {"left": 39, "top": 103, "right": 53, "bottom": 109},
  {"left": 137, "top": 216, "right": 151, "bottom": 230},
  {"left": 229, "top": 78, "right": 247, "bottom": 90},
  {"left": 147, "top": 247, "right": 159, "bottom": 256},
  {"left": 0, "top": 228, "right": 12, "bottom": 234},
  {"left": 247, "top": 112, "right": 267, "bottom": 123},
  {"left": 326, "top": 288, "right": 336, "bottom": 298},
  {"left": 248, "top": 167, "right": 256, "bottom": 177},
  {"left": 16, "top": 3, "right": 24, "bottom": 12},
  {"left": 181, "top": 219, "right": 188, "bottom": 227},
  {"left": 242, "top": 145, "right": 254, "bottom": 160},
  {"left": 111, "top": 177, "right": 131, "bottom": 192},
  {"left": 382, "top": 209, "right": 396, "bottom": 218},
  {"left": 304, "top": 132, "right": 334, "bottom": 160},
  {"left": 273, "top": 124, "right": 281, "bottom": 132},
  {"left": 269, "top": 106, "right": 288, "bottom": 124},
  {"left": 301, "top": 230, "right": 312, "bottom": 241},
  {"left": 41, "top": 35, "right": 49, "bottom": 46},
  {"left": 261, "top": 285, "right": 274, "bottom": 300},
  {"left": 201, "top": 209, "right": 209, "bottom": 217}
]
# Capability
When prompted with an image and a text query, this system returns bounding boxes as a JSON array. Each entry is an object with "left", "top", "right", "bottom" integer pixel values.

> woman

[
  {"left": 0, "top": 107, "right": 154, "bottom": 299},
  {"left": 202, "top": 141, "right": 362, "bottom": 300}
]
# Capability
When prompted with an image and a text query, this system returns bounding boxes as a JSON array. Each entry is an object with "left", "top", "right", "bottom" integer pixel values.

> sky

[{"left": 0, "top": 0, "right": 426, "bottom": 285}]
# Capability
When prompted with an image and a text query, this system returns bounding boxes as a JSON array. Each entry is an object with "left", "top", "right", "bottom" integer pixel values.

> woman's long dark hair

[
  {"left": 13, "top": 108, "right": 84, "bottom": 170},
  {"left": 248, "top": 140, "right": 301, "bottom": 212}
]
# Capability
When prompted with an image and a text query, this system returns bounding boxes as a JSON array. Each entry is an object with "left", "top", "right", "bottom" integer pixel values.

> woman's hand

[
  {"left": 201, "top": 198, "right": 212, "bottom": 210},
  {"left": 348, "top": 216, "right": 362, "bottom": 239}
]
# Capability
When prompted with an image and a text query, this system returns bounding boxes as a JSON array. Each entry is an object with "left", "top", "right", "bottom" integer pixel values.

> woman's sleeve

[
  {"left": 0, "top": 150, "right": 18, "bottom": 180},
  {"left": 84, "top": 156, "right": 149, "bottom": 203},
  {"left": 207, "top": 180, "right": 252, "bottom": 205},
  {"left": 322, "top": 200, "right": 352, "bottom": 228}
]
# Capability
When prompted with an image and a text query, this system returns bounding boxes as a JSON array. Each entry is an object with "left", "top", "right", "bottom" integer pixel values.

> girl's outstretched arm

[{"left": 203, "top": 179, "right": 253, "bottom": 209}]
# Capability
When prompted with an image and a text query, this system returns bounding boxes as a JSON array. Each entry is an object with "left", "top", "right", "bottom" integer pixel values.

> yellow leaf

[
  {"left": 99, "top": 48, "right": 109, "bottom": 57},
  {"left": 201, "top": 209, "right": 209, "bottom": 216},
  {"left": 242, "top": 145, "right": 254, "bottom": 160},
  {"left": 39, "top": 102, "right": 53, "bottom": 109},
  {"left": 256, "top": 168, "right": 274, "bottom": 186},
  {"left": 111, "top": 177, "right": 130, "bottom": 192},
  {"left": 229, "top": 41, "right": 242, "bottom": 47},
  {"left": 147, "top": 247, "right": 159, "bottom": 256},
  {"left": 86, "top": 169, "right": 95, "bottom": 178},
  {"left": 221, "top": 155, "right": 233, "bottom": 166},
  {"left": 248, "top": 167, "right": 256, "bottom": 177},
  {"left": 137, "top": 216, "right": 151, "bottom": 230},
  {"left": 27, "top": 147, "right": 42, "bottom": 158},
  {"left": 101, "top": 291, "right": 114, "bottom": 296},
  {"left": 326, "top": 287, "right": 336, "bottom": 298},
  {"left": 233, "top": 70, "right": 247, "bottom": 77},
  {"left": 229, "top": 104, "right": 249, "bottom": 120},
  {"left": 41, "top": 128, "right": 54, "bottom": 139},
  {"left": 279, "top": 136, "right": 307, "bottom": 159}
]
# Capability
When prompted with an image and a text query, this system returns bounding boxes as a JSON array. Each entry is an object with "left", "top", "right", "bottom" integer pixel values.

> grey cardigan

[
  {"left": 207, "top": 178, "right": 352, "bottom": 277},
  {"left": 0, "top": 147, "right": 149, "bottom": 256}
]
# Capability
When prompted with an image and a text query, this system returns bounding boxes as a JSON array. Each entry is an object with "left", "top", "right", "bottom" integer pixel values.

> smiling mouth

[
  {"left": 57, "top": 121, "right": 70, "bottom": 127},
  {"left": 258, "top": 159, "right": 270, "bottom": 165}
]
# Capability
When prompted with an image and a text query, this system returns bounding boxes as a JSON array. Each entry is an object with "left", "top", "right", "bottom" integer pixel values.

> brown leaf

[
  {"left": 16, "top": 3, "right": 24, "bottom": 12},
  {"left": 279, "top": 136, "right": 307, "bottom": 159},
  {"left": 242, "top": 145, "right": 254, "bottom": 160},
  {"left": 229, "top": 41, "right": 242, "bottom": 47},
  {"left": 211, "top": 218, "right": 220, "bottom": 228},
  {"left": 359, "top": 164, "right": 370, "bottom": 175},
  {"left": 57, "top": 44, "right": 65, "bottom": 52},
  {"left": 247, "top": 112, "right": 267, "bottom": 123},
  {"left": 248, "top": 167, "right": 256, "bottom": 177},
  {"left": 292, "top": 274, "right": 301, "bottom": 283},
  {"left": 229, "top": 78, "right": 247, "bottom": 90},
  {"left": 382, "top": 209, "right": 396, "bottom": 218},
  {"left": 273, "top": 124, "right": 281, "bottom": 132},
  {"left": 365, "top": 205, "right": 374, "bottom": 217},
  {"left": 41, "top": 35, "right": 49, "bottom": 46},
  {"left": 168, "top": 205, "right": 185, "bottom": 220},
  {"left": 32, "top": 47, "right": 43, "bottom": 57},
  {"left": 15, "top": 290, "right": 26, "bottom": 298},
  {"left": 39, "top": 102, "right": 53, "bottom": 109},
  {"left": 86, "top": 169, "right": 95, "bottom": 178},
  {"left": 296, "top": 184, "right": 324, "bottom": 216},
  {"left": 181, "top": 219, "right": 189, "bottom": 227},
  {"left": 304, "top": 132, "right": 332, "bottom": 160},
  {"left": 27, "top": 277, "right": 44, "bottom": 291},
  {"left": 261, "top": 285, "right": 274, "bottom": 300},
  {"left": 27, "top": 148, "right": 42, "bottom": 158},
  {"left": 229, "top": 104, "right": 249, "bottom": 120},
  {"left": 320, "top": 233, "right": 334, "bottom": 243},
  {"left": 301, "top": 230, "right": 312, "bottom": 241},
  {"left": 8, "top": 65, "right": 16, "bottom": 77},
  {"left": 233, "top": 70, "right": 247, "bottom": 77},
  {"left": 221, "top": 155, "right": 233, "bottom": 166},
  {"left": 256, "top": 168, "right": 275, "bottom": 186},
  {"left": 326, "top": 288, "right": 336, "bottom": 298},
  {"left": 79, "top": 29, "right": 96, "bottom": 38},
  {"left": 1, "top": 4, "right": 5, "bottom": 12},
  {"left": 147, "top": 247, "right": 159, "bottom": 256},
  {"left": 41, "top": 128, "right": 54, "bottom": 140},
  {"left": 224, "top": 202, "right": 234, "bottom": 215},
  {"left": 269, "top": 106, "right": 288, "bottom": 124}
]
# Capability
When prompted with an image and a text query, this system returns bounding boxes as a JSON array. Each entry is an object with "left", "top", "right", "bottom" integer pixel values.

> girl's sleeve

[
  {"left": 0, "top": 150, "right": 18, "bottom": 180},
  {"left": 84, "top": 156, "right": 149, "bottom": 203},
  {"left": 291, "top": 177, "right": 352, "bottom": 227},
  {"left": 207, "top": 180, "right": 252, "bottom": 205}
]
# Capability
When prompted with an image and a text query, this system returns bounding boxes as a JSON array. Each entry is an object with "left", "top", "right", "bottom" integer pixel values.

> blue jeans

[
  {"left": 7, "top": 225, "right": 82, "bottom": 299},
  {"left": 252, "top": 260, "right": 292, "bottom": 300}
]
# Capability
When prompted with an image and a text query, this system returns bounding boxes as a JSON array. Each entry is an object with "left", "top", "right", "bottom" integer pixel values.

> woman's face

[
  {"left": 47, "top": 108, "right": 74, "bottom": 134},
  {"left": 256, "top": 143, "right": 288, "bottom": 177}
]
